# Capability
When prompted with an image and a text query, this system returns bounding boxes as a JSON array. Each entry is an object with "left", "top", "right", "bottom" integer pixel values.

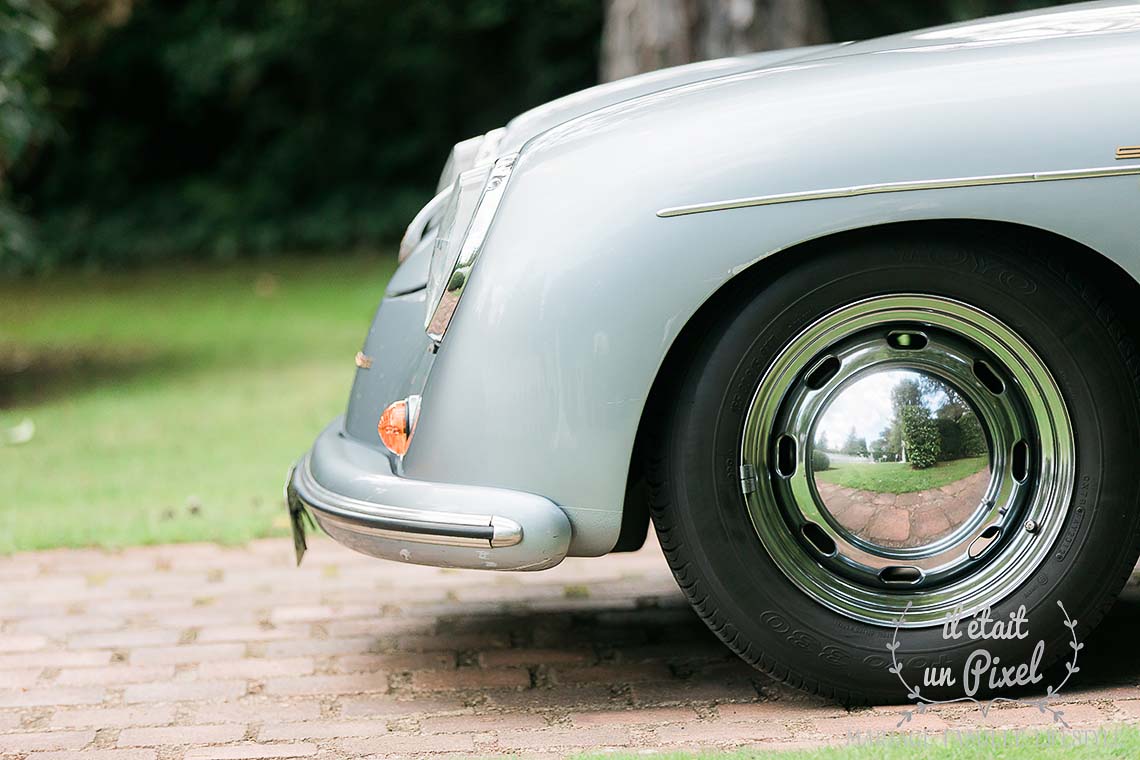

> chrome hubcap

[{"left": 741, "top": 295, "right": 1074, "bottom": 626}]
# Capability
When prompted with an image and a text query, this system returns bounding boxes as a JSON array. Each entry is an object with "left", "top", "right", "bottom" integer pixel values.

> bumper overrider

[{"left": 285, "top": 421, "right": 572, "bottom": 570}]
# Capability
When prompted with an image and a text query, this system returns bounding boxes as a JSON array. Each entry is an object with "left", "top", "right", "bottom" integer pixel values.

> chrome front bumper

[{"left": 285, "top": 420, "right": 572, "bottom": 570}]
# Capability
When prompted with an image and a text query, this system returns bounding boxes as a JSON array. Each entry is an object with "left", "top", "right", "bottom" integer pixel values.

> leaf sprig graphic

[{"left": 888, "top": 600, "right": 1080, "bottom": 728}]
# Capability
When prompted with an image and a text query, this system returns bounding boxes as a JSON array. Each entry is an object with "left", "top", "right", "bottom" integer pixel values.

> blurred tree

[
  {"left": 600, "top": 0, "right": 828, "bottom": 82},
  {"left": 4, "top": 0, "right": 1074, "bottom": 271},
  {"left": 1, "top": 0, "right": 55, "bottom": 270},
  {"left": 841, "top": 427, "right": 868, "bottom": 458},
  {"left": 10, "top": 0, "right": 603, "bottom": 270}
]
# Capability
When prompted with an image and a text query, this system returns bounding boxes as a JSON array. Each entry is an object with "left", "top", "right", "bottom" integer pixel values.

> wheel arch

[{"left": 616, "top": 219, "right": 1140, "bottom": 551}]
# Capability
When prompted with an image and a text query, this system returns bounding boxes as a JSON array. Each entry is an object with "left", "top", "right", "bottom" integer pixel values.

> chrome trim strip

[
  {"left": 426, "top": 153, "right": 518, "bottom": 343},
  {"left": 289, "top": 456, "right": 523, "bottom": 549},
  {"left": 657, "top": 165, "right": 1140, "bottom": 218}
]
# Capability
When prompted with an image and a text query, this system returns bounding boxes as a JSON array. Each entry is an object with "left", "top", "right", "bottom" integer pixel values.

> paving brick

[
  {"left": 482, "top": 684, "right": 620, "bottom": 712},
  {"left": 394, "top": 632, "right": 511, "bottom": 653},
  {"left": 554, "top": 663, "right": 674, "bottom": 685},
  {"left": 196, "top": 625, "right": 309, "bottom": 643},
  {"left": 335, "top": 733, "right": 477, "bottom": 754},
  {"left": 194, "top": 657, "right": 314, "bottom": 680},
  {"left": 118, "top": 723, "right": 246, "bottom": 747},
  {"left": 1, "top": 535, "right": 1137, "bottom": 759},
  {"left": 67, "top": 630, "right": 182, "bottom": 650},
  {"left": 331, "top": 653, "right": 452, "bottom": 674},
  {"left": 269, "top": 605, "right": 375, "bottom": 624},
  {"left": 130, "top": 643, "right": 246, "bottom": 666},
  {"left": 50, "top": 705, "right": 176, "bottom": 729},
  {"left": 570, "top": 706, "right": 699, "bottom": 727},
  {"left": 13, "top": 616, "right": 123, "bottom": 637},
  {"left": 264, "top": 673, "right": 388, "bottom": 696},
  {"left": 409, "top": 667, "right": 530, "bottom": 691},
  {"left": 0, "top": 667, "right": 44, "bottom": 688},
  {"left": 322, "top": 618, "right": 430, "bottom": 639},
  {"left": 57, "top": 665, "right": 175, "bottom": 686},
  {"left": 497, "top": 727, "right": 633, "bottom": 750},
  {"left": 0, "top": 686, "right": 105, "bottom": 708},
  {"left": 811, "top": 710, "right": 949, "bottom": 738},
  {"left": 942, "top": 702, "right": 1105, "bottom": 730},
  {"left": 258, "top": 720, "right": 387, "bottom": 740},
  {"left": 263, "top": 637, "right": 373, "bottom": 658},
  {"left": 0, "top": 729, "right": 95, "bottom": 751},
  {"left": 631, "top": 678, "right": 757, "bottom": 705},
  {"left": 652, "top": 720, "right": 791, "bottom": 746},
  {"left": 24, "top": 750, "right": 156, "bottom": 760},
  {"left": 478, "top": 648, "right": 594, "bottom": 668},
  {"left": 186, "top": 699, "right": 322, "bottom": 725},
  {"left": 419, "top": 713, "right": 548, "bottom": 734},
  {"left": 0, "top": 651, "right": 112, "bottom": 669},
  {"left": 0, "top": 634, "right": 49, "bottom": 652},
  {"left": 123, "top": 680, "right": 246, "bottom": 703},
  {"left": 718, "top": 700, "right": 849, "bottom": 721},
  {"left": 1114, "top": 699, "right": 1140, "bottom": 719},
  {"left": 337, "top": 697, "right": 468, "bottom": 718},
  {"left": 183, "top": 744, "right": 317, "bottom": 759}
]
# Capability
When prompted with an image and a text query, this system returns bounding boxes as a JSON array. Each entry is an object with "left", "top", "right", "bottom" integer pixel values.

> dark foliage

[
  {"left": 6, "top": 0, "right": 1069, "bottom": 270},
  {"left": 11, "top": 0, "right": 602, "bottom": 269}
]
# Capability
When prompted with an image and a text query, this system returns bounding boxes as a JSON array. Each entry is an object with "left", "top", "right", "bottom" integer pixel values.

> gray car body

[{"left": 305, "top": 1, "right": 1140, "bottom": 568}]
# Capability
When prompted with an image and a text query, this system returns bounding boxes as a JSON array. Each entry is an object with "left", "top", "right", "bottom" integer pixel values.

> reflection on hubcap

[
  {"left": 740, "top": 295, "right": 1074, "bottom": 627},
  {"left": 812, "top": 369, "right": 991, "bottom": 549}
]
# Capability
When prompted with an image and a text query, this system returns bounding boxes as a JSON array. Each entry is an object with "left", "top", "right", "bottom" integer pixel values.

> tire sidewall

[{"left": 663, "top": 233, "right": 1140, "bottom": 702}]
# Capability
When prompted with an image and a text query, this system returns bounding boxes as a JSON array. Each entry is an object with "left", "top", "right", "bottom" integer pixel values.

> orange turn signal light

[{"left": 378, "top": 395, "right": 420, "bottom": 456}]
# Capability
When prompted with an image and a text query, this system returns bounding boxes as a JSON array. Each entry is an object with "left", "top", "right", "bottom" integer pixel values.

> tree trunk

[{"left": 600, "top": 0, "right": 830, "bottom": 82}]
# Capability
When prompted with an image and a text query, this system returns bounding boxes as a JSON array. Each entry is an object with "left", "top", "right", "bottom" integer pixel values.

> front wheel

[{"left": 649, "top": 230, "right": 1140, "bottom": 703}]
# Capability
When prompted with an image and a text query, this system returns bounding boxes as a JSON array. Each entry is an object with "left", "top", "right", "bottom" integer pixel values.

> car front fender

[{"left": 402, "top": 25, "right": 1140, "bottom": 556}]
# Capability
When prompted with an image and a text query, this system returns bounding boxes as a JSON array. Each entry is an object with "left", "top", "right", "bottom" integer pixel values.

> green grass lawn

[
  {"left": 576, "top": 725, "right": 1139, "bottom": 759},
  {"left": 815, "top": 456, "right": 987, "bottom": 494},
  {"left": 0, "top": 254, "right": 396, "bottom": 553}
]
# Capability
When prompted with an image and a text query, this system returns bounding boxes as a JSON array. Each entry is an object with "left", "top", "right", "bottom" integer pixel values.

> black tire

[{"left": 648, "top": 227, "right": 1140, "bottom": 704}]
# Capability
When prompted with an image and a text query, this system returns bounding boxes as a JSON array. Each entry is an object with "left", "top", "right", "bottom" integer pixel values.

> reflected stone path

[{"left": 815, "top": 467, "right": 991, "bottom": 548}]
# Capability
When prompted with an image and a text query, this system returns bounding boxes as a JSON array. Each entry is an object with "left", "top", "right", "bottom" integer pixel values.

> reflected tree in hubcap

[{"left": 812, "top": 369, "right": 991, "bottom": 550}]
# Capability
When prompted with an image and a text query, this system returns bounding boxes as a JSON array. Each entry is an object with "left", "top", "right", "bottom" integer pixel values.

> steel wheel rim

[{"left": 740, "top": 295, "right": 1074, "bottom": 627}]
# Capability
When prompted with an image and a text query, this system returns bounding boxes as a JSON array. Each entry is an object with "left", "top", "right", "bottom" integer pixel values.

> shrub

[
  {"left": 900, "top": 405, "right": 940, "bottom": 469},
  {"left": 811, "top": 449, "right": 831, "bottom": 472},
  {"left": 958, "top": 411, "right": 988, "bottom": 457}
]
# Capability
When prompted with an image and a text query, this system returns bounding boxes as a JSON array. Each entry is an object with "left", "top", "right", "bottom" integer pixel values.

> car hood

[
  {"left": 498, "top": 44, "right": 843, "bottom": 153},
  {"left": 514, "top": 0, "right": 1139, "bottom": 154},
  {"left": 828, "top": 0, "right": 1140, "bottom": 57}
]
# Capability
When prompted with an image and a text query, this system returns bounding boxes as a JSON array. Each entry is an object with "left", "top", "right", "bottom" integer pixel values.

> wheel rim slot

[
  {"left": 801, "top": 522, "right": 838, "bottom": 557},
  {"left": 879, "top": 565, "right": 924, "bottom": 584},
  {"left": 887, "top": 331, "right": 928, "bottom": 350},
  {"left": 804, "top": 356, "right": 841, "bottom": 390},
  {"left": 1011, "top": 439, "right": 1030, "bottom": 482},
  {"left": 775, "top": 435, "right": 797, "bottom": 478},
  {"left": 973, "top": 360, "right": 1006, "bottom": 394},
  {"left": 968, "top": 524, "right": 1002, "bottom": 559}
]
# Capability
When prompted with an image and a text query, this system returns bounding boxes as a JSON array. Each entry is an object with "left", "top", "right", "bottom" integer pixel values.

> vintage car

[{"left": 288, "top": 1, "right": 1140, "bottom": 702}]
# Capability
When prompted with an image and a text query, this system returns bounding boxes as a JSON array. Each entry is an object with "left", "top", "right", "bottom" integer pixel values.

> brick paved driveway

[{"left": 2, "top": 535, "right": 1139, "bottom": 759}]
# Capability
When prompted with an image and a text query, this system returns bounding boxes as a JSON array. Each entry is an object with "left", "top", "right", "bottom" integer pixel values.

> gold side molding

[
  {"left": 657, "top": 164, "right": 1140, "bottom": 218},
  {"left": 1118, "top": 146, "right": 1140, "bottom": 160}
]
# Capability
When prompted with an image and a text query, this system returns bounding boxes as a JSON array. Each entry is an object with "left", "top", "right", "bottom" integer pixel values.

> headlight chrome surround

[{"left": 425, "top": 152, "right": 518, "bottom": 343}]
